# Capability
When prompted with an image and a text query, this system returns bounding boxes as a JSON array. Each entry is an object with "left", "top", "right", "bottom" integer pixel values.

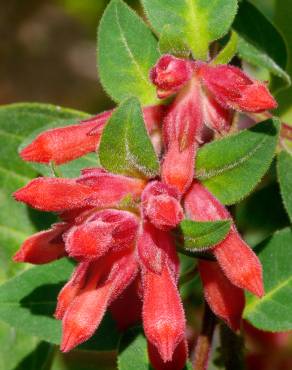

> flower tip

[
  {"left": 250, "top": 278, "right": 265, "bottom": 298},
  {"left": 158, "top": 335, "right": 177, "bottom": 363},
  {"left": 12, "top": 250, "right": 24, "bottom": 263},
  {"left": 20, "top": 142, "right": 48, "bottom": 163},
  {"left": 60, "top": 332, "right": 78, "bottom": 353},
  {"left": 54, "top": 309, "right": 63, "bottom": 321},
  {"left": 227, "top": 316, "right": 242, "bottom": 332},
  {"left": 13, "top": 188, "right": 26, "bottom": 203},
  {"left": 13, "top": 184, "right": 35, "bottom": 205}
]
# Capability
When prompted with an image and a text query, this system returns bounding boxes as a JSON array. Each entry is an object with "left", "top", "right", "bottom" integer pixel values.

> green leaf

[
  {"left": 244, "top": 228, "right": 292, "bottom": 331},
  {"left": 196, "top": 118, "right": 280, "bottom": 205},
  {"left": 98, "top": 0, "right": 159, "bottom": 105},
  {"left": 235, "top": 181, "right": 290, "bottom": 247},
  {"left": 211, "top": 31, "right": 238, "bottom": 65},
  {"left": 277, "top": 151, "right": 292, "bottom": 222},
  {"left": 0, "top": 259, "right": 120, "bottom": 350},
  {"left": 0, "top": 103, "right": 86, "bottom": 282},
  {"left": 118, "top": 327, "right": 192, "bottom": 370},
  {"left": 0, "top": 321, "right": 52, "bottom": 370},
  {"left": 158, "top": 24, "right": 190, "bottom": 58},
  {"left": 141, "top": 0, "right": 238, "bottom": 60},
  {"left": 273, "top": 0, "right": 292, "bottom": 121},
  {"left": 99, "top": 97, "right": 159, "bottom": 178},
  {"left": 233, "top": 1, "right": 290, "bottom": 85},
  {"left": 118, "top": 327, "right": 150, "bottom": 370},
  {"left": 178, "top": 219, "right": 231, "bottom": 251},
  {"left": 237, "top": 37, "right": 290, "bottom": 86}
]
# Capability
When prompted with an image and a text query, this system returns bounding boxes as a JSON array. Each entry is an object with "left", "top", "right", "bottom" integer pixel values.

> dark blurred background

[
  {"left": 0, "top": 0, "right": 290, "bottom": 118},
  {"left": 0, "top": 0, "right": 140, "bottom": 115}
]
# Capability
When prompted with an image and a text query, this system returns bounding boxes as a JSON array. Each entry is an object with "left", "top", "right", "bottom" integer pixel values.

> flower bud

[
  {"left": 65, "top": 210, "right": 138, "bottom": 260},
  {"left": 13, "top": 178, "right": 97, "bottom": 212},
  {"left": 142, "top": 181, "right": 183, "bottom": 230},
  {"left": 20, "top": 111, "right": 111, "bottom": 165},
  {"left": 198, "top": 260, "right": 245, "bottom": 331},
  {"left": 198, "top": 64, "right": 277, "bottom": 112},
  {"left": 143, "top": 266, "right": 186, "bottom": 362},
  {"left": 13, "top": 222, "right": 68, "bottom": 264},
  {"left": 150, "top": 55, "right": 193, "bottom": 99}
]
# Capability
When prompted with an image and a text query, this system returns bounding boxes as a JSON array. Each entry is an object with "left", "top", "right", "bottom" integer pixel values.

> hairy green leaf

[
  {"left": 277, "top": 151, "right": 292, "bottom": 222},
  {"left": 235, "top": 182, "right": 290, "bottom": 247},
  {"left": 158, "top": 24, "right": 190, "bottom": 58},
  {"left": 233, "top": 1, "right": 290, "bottom": 85},
  {"left": 118, "top": 327, "right": 150, "bottom": 370},
  {"left": 196, "top": 118, "right": 280, "bottom": 205},
  {"left": 141, "top": 0, "right": 238, "bottom": 60},
  {"left": 273, "top": 0, "right": 292, "bottom": 121},
  {"left": 244, "top": 228, "right": 292, "bottom": 331},
  {"left": 99, "top": 97, "right": 159, "bottom": 178},
  {"left": 0, "top": 321, "right": 52, "bottom": 370},
  {"left": 178, "top": 219, "right": 231, "bottom": 251},
  {"left": 98, "top": 0, "right": 159, "bottom": 104}
]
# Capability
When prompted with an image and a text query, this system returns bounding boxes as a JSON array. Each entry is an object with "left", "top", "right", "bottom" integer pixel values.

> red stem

[{"left": 192, "top": 303, "right": 216, "bottom": 370}]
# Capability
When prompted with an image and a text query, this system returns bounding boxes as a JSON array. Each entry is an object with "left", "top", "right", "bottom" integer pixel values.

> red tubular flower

[
  {"left": 161, "top": 77, "right": 203, "bottom": 195},
  {"left": 142, "top": 181, "right": 183, "bottom": 230},
  {"left": 213, "top": 229, "right": 264, "bottom": 297},
  {"left": 64, "top": 209, "right": 138, "bottom": 260},
  {"left": 137, "top": 221, "right": 179, "bottom": 277},
  {"left": 14, "top": 171, "right": 145, "bottom": 212},
  {"left": 110, "top": 276, "right": 142, "bottom": 331},
  {"left": 60, "top": 249, "right": 138, "bottom": 352},
  {"left": 184, "top": 182, "right": 264, "bottom": 298},
  {"left": 77, "top": 168, "right": 146, "bottom": 203},
  {"left": 20, "top": 106, "right": 165, "bottom": 165},
  {"left": 151, "top": 55, "right": 276, "bottom": 141},
  {"left": 198, "top": 260, "right": 245, "bottom": 331},
  {"left": 142, "top": 265, "right": 186, "bottom": 363},
  {"left": 55, "top": 261, "right": 91, "bottom": 320},
  {"left": 14, "top": 51, "right": 278, "bottom": 368},
  {"left": 13, "top": 222, "right": 68, "bottom": 264},
  {"left": 20, "top": 112, "right": 111, "bottom": 165},
  {"left": 198, "top": 63, "right": 277, "bottom": 112}
]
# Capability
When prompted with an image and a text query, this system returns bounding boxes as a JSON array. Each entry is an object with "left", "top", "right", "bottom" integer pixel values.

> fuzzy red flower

[{"left": 13, "top": 53, "right": 276, "bottom": 369}]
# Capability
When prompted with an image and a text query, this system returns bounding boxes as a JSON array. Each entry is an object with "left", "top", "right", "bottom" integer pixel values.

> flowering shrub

[{"left": 1, "top": 1, "right": 292, "bottom": 370}]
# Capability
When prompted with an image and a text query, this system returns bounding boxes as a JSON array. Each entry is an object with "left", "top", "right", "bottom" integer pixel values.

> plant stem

[
  {"left": 192, "top": 303, "right": 216, "bottom": 370},
  {"left": 179, "top": 266, "right": 198, "bottom": 286},
  {"left": 219, "top": 324, "right": 245, "bottom": 370},
  {"left": 50, "top": 161, "right": 63, "bottom": 177}
]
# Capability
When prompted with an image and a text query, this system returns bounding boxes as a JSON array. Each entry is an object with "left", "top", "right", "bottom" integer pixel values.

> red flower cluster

[{"left": 14, "top": 55, "right": 276, "bottom": 370}]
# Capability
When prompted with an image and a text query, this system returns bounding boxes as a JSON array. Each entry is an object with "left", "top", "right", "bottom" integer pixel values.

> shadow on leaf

[
  {"left": 12, "top": 341, "right": 53, "bottom": 370},
  {"left": 20, "top": 283, "right": 65, "bottom": 317}
]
